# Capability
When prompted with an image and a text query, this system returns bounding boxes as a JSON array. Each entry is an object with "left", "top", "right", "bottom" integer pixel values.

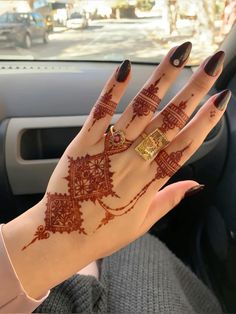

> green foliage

[
  {"left": 137, "top": 0, "right": 155, "bottom": 11},
  {"left": 112, "top": 0, "right": 155, "bottom": 10},
  {"left": 112, "top": 0, "right": 131, "bottom": 9}
]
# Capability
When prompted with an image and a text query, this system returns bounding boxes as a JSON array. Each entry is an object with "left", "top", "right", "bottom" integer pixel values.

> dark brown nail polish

[
  {"left": 170, "top": 42, "right": 192, "bottom": 67},
  {"left": 184, "top": 184, "right": 205, "bottom": 198},
  {"left": 214, "top": 89, "right": 231, "bottom": 111},
  {"left": 204, "top": 51, "right": 225, "bottom": 76},
  {"left": 116, "top": 60, "right": 131, "bottom": 82}
]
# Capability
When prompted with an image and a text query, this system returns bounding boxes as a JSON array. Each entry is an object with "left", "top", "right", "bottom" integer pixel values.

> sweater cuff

[{"left": 0, "top": 224, "right": 50, "bottom": 313}]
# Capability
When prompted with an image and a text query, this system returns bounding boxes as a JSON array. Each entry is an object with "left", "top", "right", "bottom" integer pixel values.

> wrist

[{"left": 2, "top": 199, "right": 93, "bottom": 300}]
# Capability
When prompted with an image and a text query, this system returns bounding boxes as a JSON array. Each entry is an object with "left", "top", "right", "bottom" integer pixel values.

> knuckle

[
  {"left": 191, "top": 78, "right": 210, "bottom": 92},
  {"left": 189, "top": 72, "right": 214, "bottom": 93}
]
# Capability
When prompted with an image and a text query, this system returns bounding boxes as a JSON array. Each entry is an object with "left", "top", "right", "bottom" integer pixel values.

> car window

[
  {"left": 0, "top": 0, "right": 235, "bottom": 64},
  {"left": 0, "top": 13, "right": 16, "bottom": 23},
  {"left": 70, "top": 13, "right": 83, "bottom": 19},
  {"left": 0, "top": 13, "right": 8, "bottom": 23}
]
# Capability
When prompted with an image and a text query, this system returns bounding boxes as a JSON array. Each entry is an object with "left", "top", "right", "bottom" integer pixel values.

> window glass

[{"left": 0, "top": 0, "right": 235, "bottom": 63}]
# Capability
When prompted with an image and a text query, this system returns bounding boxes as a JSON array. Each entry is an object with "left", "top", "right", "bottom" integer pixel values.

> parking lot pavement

[{"left": 0, "top": 18, "right": 218, "bottom": 64}]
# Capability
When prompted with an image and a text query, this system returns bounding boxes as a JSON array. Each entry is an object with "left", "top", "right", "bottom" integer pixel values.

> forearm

[{"left": 2, "top": 199, "right": 92, "bottom": 300}]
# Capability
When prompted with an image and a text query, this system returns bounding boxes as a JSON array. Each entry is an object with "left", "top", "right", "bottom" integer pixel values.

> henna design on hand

[
  {"left": 22, "top": 193, "right": 85, "bottom": 250},
  {"left": 96, "top": 145, "right": 189, "bottom": 227},
  {"left": 65, "top": 154, "right": 118, "bottom": 202},
  {"left": 23, "top": 125, "right": 189, "bottom": 249},
  {"left": 155, "top": 145, "right": 190, "bottom": 179},
  {"left": 159, "top": 94, "right": 194, "bottom": 133},
  {"left": 88, "top": 85, "right": 117, "bottom": 131},
  {"left": 23, "top": 131, "right": 132, "bottom": 250},
  {"left": 126, "top": 74, "right": 164, "bottom": 128},
  {"left": 105, "top": 131, "right": 133, "bottom": 155}
]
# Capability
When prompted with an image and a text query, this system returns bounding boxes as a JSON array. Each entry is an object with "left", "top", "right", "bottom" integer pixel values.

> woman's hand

[{"left": 3, "top": 42, "right": 231, "bottom": 299}]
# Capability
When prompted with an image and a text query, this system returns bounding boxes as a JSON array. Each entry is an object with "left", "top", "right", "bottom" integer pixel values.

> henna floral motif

[
  {"left": 89, "top": 85, "right": 117, "bottom": 131},
  {"left": 23, "top": 130, "right": 132, "bottom": 249},
  {"left": 44, "top": 193, "right": 85, "bottom": 234},
  {"left": 23, "top": 126, "right": 189, "bottom": 249},
  {"left": 126, "top": 74, "right": 164, "bottom": 128},
  {"left": 22, "top": 193, "right": 86, "bottom": 250},
  {"left": 65, "top": 154, "right": 118, "bottom": 203},
  {"left": 159, "top": 94, "right": 194, "bottom": 133}
]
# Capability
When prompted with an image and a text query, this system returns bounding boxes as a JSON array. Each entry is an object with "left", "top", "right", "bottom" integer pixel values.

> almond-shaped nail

[
  {"left": 204, "top": 51, "right": 225, "bottom": 76},
  {"left": 184, "top": 184, "right": 205, "bottom": 198},
  {"left": 214, "top": 89, "right": 231, "bottom": 111},
  {"left": 116, "top": 60, "right": 131, "bottom": 82},
  {"left": 170, "top": 42, "right": 192, "bottom": 67}
]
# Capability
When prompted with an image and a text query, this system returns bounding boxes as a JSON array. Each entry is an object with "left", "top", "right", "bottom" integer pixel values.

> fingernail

[
  {"left": 184, "top": 184, "right": 205, "bottom": 198},
  {"left": 214, "top": 89, "right": 231, "bottom": 111},
  {"left": 170, "top": 41, "right": 192, "bottom": 67},
  {"left": 116, "top": 60, "right": 131, "bottom": 82},
  {"left": 204, "top": 51, "right": 225, "bottom": 76}
]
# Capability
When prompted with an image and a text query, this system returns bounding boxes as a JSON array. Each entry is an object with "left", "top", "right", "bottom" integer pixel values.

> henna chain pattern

[
  {"left": 95, "top": 145, "right": 189, "bottom": 226},
  {"left": 88, "top": 85, "right": 117, "bottom": 131},
  {"left": 23, "top": 131, "right": 189, "bottom": 249},
  {"left": 159, "top": 94, "right": 194, "bottom": 133},
  {"left": 126, "top": 74, "right": 164, "bottom": 128}
]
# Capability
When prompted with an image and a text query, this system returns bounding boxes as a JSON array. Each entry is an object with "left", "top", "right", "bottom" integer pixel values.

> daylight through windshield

[{"left": 0, "top": 0, "right": 235, "bottom": 64}]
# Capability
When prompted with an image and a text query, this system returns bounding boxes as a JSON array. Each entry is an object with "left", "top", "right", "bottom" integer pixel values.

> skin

[{"left": 2, "top": 43, "right": 230, "bottom": 301}]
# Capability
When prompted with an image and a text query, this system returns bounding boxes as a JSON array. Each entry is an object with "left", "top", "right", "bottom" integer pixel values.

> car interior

[{"left": 0, "top": 4, "right": 236, "bottom": 313}]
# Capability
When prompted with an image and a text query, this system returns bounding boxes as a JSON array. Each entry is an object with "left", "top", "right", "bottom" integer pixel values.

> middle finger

[{"left": 114, "top": 41, "right": 192, "bottom": 140}]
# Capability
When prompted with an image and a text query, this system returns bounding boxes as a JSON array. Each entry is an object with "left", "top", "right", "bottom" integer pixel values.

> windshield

[{"left": 0, "top": 0, "right": 235, "bottom": 64}]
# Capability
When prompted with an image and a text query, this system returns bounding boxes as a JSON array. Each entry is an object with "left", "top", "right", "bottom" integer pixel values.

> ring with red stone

[{"left": 109, "top": 125, "right": 126, "bottom": 146}]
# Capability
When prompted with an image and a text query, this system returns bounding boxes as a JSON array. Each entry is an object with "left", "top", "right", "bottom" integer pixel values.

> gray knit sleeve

[
  {"left": 35, "top": 234, "right": 222, "bottom": 314},
  {"left": 34, "top": 275, "right": 106, "bottom": 313}
]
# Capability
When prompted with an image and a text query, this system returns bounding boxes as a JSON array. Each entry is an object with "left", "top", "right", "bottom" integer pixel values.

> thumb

[{"left": 139, "top": 181, "right": 204, "bottom": 234}]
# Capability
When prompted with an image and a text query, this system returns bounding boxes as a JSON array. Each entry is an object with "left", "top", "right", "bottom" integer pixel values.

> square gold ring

[{"left": 135, "top": 128, "right": 169, "bottom": 161}]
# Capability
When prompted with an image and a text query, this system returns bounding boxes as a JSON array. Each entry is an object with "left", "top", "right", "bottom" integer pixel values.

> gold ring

[
  {"left": 135, "top": 128, "right": 169, "bottom": 161},
  {"left": 109, "top": 125, "right": 126, "bottom": 146}
]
